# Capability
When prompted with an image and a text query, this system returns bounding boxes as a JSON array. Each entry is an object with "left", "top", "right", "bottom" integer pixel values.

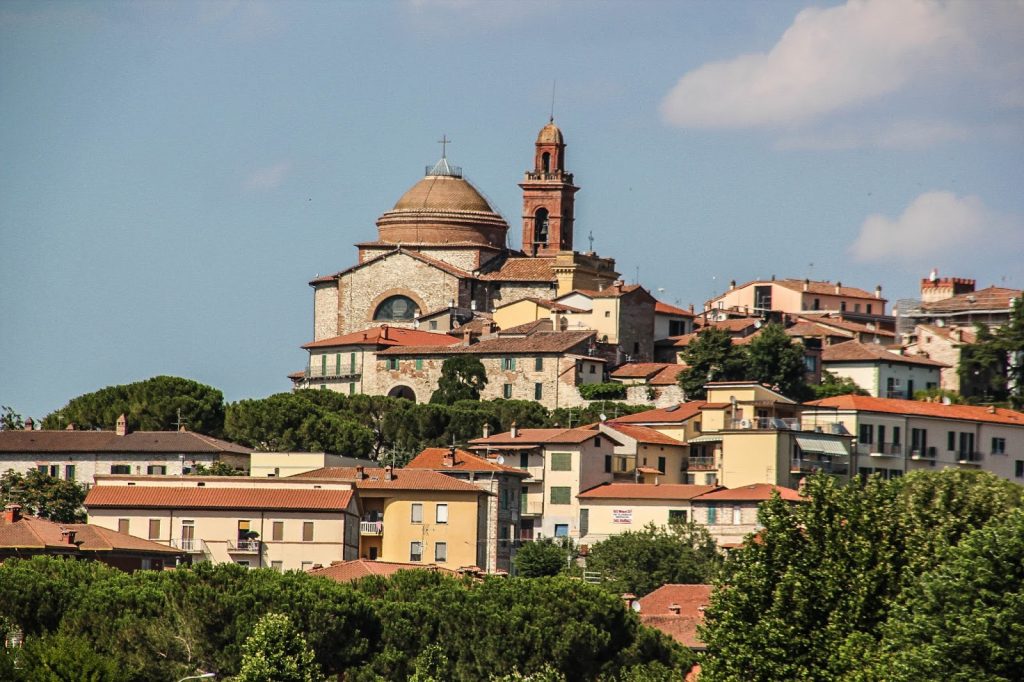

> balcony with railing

[
  {"left": 227, "top": 539, "right": 262, "bottom": 553},
  {"left": 910, "top": 447, "right": 938, "bottom": 461},
  {"left": 957, "top": 451, "right": 984, "bottom": 466},
  {"left": 687, "top": 456, "right": 716, "bottom": 471},
  {"left": 305, "top": 366, "right": 361, "bottom": 381},
  {"left": 170, "top": 537, "right": 206, "bottom": 554},
  {"left": 730, "top": 417, "right": 801, "bottom": 431},
  {"left": 864, "top": 442, "right": 903, "bottom": 457},
  {"left": 524, "top": 170, "right": 574, "bottom": 183},
  {"left": 791, "top": 457, "right": 849, "bottom": 476},
  {"left": 523, "top": 500, "right": 545, "bottom": 517},
  {"left": 360, "top": 520, "right": 384, "bottom": 536}
]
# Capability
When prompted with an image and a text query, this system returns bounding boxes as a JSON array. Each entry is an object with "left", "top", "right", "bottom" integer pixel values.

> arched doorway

[{"left": 387, "top": 385, "right": 416, "bottom": 401}]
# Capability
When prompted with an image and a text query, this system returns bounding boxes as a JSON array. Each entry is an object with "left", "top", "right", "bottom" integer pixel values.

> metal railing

[
  {"left": 910, "top": 447, "right": 937, "bottom": 460},
  {"left": 359, "top": 521, "right": 383, "bottom": 535},
  {"left": 863, "top": 443, "right": 903, "bottom": 456},
  {"left": 170, "top": 537, "right": 204, "bottom": 553},
  {"left": 957, "top": 451, "right": 984, "bottom": 464},
  {"left": 687, "top": 456, "right": 716, "bottom": 470},
  {"left": 524, "top": 171, "right": 574, "bottom": 183},
  {"left": 791, "top": 458, "right": 848, "bottom": 475},
  {"left": 730, "top": 417, "right": 801, "bottom": 430},
  {"left": 227, "top": 539, "right": 261, "bottom": 553},
  {"left": 305, "top": 367, "right": 360, "bottom": 380}
]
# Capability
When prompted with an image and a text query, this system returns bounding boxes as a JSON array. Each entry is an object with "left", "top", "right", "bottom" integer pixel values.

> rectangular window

[
  {"left": 336, "top": 353, "right": 342, "bottom": 375},
  {"left": 272, "top": 521, "right": 284, "bottom": 541},
  {"left": 589, "top": 364, "right": 596, "bottom": 374},
  {"left": 429, "top": 320, "right": 437, "bottom": 330},
  {"left": 520, "top": 452, "right": 529, "bottom": 469},
  {"left": 867, "top": 304, "right": 873, "bottom": 315},
  {"left": 554, "top": 524, "right": 569, "bottom": 537},
  {"left": 302, "top": 522, "right": 314, "bottom": 542},
  {"left": 804, "top": 355, "right": 817, "bottom": 372},
  {"left": 912, "top": 428, "right": 927, "bottom": 453},
  {"left": 535, "top": 357, "right": 544, "bottom": 371},
  {"left": 271, "top": 561, "right": 283, "bottom": 572},
  {"left": 668, "top": 510, "right": 687, "bottom": 524},
  {"left": 503, "top": 384, "right": 512, "bottom": 399},
  {"left": 236, "top": 561, "right": 250, "bottom": 568},
  {"left": 707, "top": 505, "right": 717, "bottom": 524},
  {"left": 502, "top": 357, "right": 516, "bottom": 370},
  {"left": 301, "top": 561, "right": 313, "bottom": 572},
  {"left": 948, "top": 431, "right": 956, "bottom": 451},
  {"left": 732, "top": 506, "right": 743, "bottom": 525},
  {"left": 859, "top": 424, "right": 873, "bottom": 444},
  {"left": 415, "top": 358, "right": 423, "bottom": 370},
  {"left": 147, "top": 465, "right": 166, "bottom": 475},
  {"left": 840, "top": 302, "right": 847, "bottom": 312},
  {"left": 434, "top": 541, "right": 447, "bottom": 562},
  {"left": 579, "top": 509, "right": 589, "bottom": 537},
  {"left": 550, "top": 452, "right": 572, "bottom": 471},
  {"left": 877, "top": 426, "right": 886, "bottom": 449},
  {"left": 436, "top": 504, "right": 448, "bottom": 524},
  {"left": 118, "top": 519, "right": 130, "bottom": 535},
  {"left": 854, "top": 303, "right": 861, "bottom": 313},
  {"left": 813, "top": 298, "right": 821, "bottom": 310},
  {"left": 893, "top": 426, "right": 901, "bottom": 445},
  {"left": 992, "top": 437, "right": 1006, "bottom": 454},
  {"left": 520, "top": 487, "right": 528, "bottom": 511},
  {"left": 36, "top": 464, "right": 47, "bottom": 474},
  {"left": 550, "top": 486, "right": 571, "bottom": 505},
  {"left": 604, "top": 455, "right": 612, "bottom": 474},
  {"left": 410, "top": 541, "right": 423, "bottom": 562},
  {"left": 148, "top": 519, "right": 160, "bottom": 540},
  {"left": 657, "top": 456, "right": 666, "bottom": 474},
  {"left": 111, "top": 464, "right": 131, "bottom": 475},
  {"left": 64, "top": 464, "right": 76, "bottom": 480},
  {"left": 387, "top": 358, "right": 399, "bottom": 370},
  {"left": 411, "top": 503, "right": 423, "bottom": 523},
  {"left": 534, "top": 383, "right": 543, "bottom": 400},
  {"left": 350, "top": 352, "right": 357, "bottom": 373},
  {"left": 1016, "top": 461, "right": 1024, "bottom": 478},
  {"left": 349, "top": 382, "right": 356, "bottom": 395}
]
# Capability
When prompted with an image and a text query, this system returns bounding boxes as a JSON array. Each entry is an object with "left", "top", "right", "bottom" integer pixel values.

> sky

[{"left": 2, "top": 0, "right": 1023, "bottom": 421}]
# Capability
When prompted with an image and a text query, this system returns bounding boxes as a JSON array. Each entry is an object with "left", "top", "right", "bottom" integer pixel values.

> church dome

[
  {"left": 376, "top": 160, "right": 509, "bottom": 248},
  {"left": 537, "top": 121, "right": 563, "bottom": 145}
]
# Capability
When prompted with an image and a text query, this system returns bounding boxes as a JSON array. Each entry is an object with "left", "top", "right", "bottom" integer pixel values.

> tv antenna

[
  {"left": 550, "top": 80, "right": 556, "bottom": 122},
  {"left": 588, "top": 230, "right": 594, "bottom": 252}
]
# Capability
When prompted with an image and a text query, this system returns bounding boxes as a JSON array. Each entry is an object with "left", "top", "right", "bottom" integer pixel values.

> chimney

[
  {"left": 380, "top": 324, "right": 389, "bottom": 341},
  {"left": 803, "top": 279, "right": 810, "bottom": 292},
  {"left": 60, "top": 528, "right": 77, "bottom": 545},
  {"left": 115, "top": 414, "right": 128, "bottom": 436},
  {"left": 729, "top": 280, "right": 736, "bottom": 291},
  {"left": 65, "top": 423, "right": 75, "bottom": 430},
  {"left": 443, "top": 446, "right": 456, "bottom": 467},
  {"left": 689, "top": 303, "right": 694, "bottom": 313},
  {"left": 3, "top": 503, "right": 21, "bottom": 523},
  {"left": 835, "top": 281, "right": 842, "bottom": 294},
  {"left": 875, "top": 285, "right": 882, "bottom": 299},
  {"left": 178, "top": 424, "right": 187, "bottom": 433},
  {"left": 668, "top": 603, "right": 681, "bottom": 615},
  {"left": 354, "top": 465, "right": 365, "bottom": 481},
  {"left": 988, "top": 405, "right": 996, "bottom": 414},
  {"left": 771, "top": 274, "right": 776, "bottom": 281},
  {"left": 463, "top": 327, "right": 475, "bottom": 345},
  {"left": 621, "top": 593, "right": 637, "bottom": 609},
  {"left": 23, "top": 417, "right": 33, "bottom": 431},
  {"left": 510, "top": 421, "right": 519, "bottom": 439},
  {"left": 482, "top": 423, "right": 492, "bottom": 439},
  {"left": 384, "top": 465, "right": 394, "bottom": 481}
]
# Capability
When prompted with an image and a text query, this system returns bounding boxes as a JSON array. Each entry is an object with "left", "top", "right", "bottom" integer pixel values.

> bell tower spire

[{"left": 520, "top": 120, "right": 578, "bottom": 257}]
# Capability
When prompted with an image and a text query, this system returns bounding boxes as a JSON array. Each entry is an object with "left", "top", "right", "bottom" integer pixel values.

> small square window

[
  {"left": 118, "top": 519, "right": 130, "bottom": 534},
  {"left": 302, "top": 522, "right": 314, "bottom": 542},
  {"left": 387, "top": 358, "right": 399, "bottom": 371},
  {"left": 436, "top": 503, "right": 448, "bottom": 524},
  {"left": 534, "top": 357, "right": 544, "bottom": 371},
  {"left": 554, "top": 524, "right": 569, "bottom": 537},
  {"left": 434, "top": 541, "right": 447, "bottom": 562},
  {"left": 411, "top": 503, "right": 423, "bottom": 523},
  {"left": 550, "top": 486, "right": 571, "bottom": 505},
  {"left": 550, "top": 453, "right": 572, "bottom": 471},
  {"left": 410, "top": 541, "right": 423, "bottom": 562}
]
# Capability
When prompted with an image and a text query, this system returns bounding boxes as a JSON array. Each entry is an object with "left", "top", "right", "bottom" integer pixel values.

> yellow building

[
  {"left": 289, "top": 466, "right": 490, "bottom": 571},
  {"left": 84, "top": 475, "right": 360, "bottom": 571}
]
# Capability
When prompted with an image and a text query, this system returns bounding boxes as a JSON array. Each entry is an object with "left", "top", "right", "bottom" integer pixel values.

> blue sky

[{"left": 2, "top": 0, "right": 1022, "bottom": 421}]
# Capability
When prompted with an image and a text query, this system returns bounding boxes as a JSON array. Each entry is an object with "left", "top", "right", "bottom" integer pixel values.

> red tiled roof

[
  {"left": 806, "top": 395, "right": 1024, "bottom": 427},
  {"left": 611, "top": 363, "right": 679, "bottom": 380},
  {"left": 693, "top": 484, "right": 803, "bottom": 502},
  {"left": 0, "top": 513, "right": 182, "bottom": 555},
  {"left": 377, "top": 331, "right": 596, "bottom": 356},
  {"left": 795, "top": 315, "right": 895, "bottom": 337},
  {"left": 609, "top": 401, "right": 707, "bottom": 425},
  {"left": 289, "top": 467, "right": 487, "bottom": 492},
  {"left": 309, "top": 559, "right": 456, "bottom": 582},
  {"left": 921, "top": 286, "right": 1022, "bottom": 313},
  {"left": 914, "top": 324, "right": 977, "bottom": 345},
  {"left": 601, "top": 424, "right": 684, "bottom": 446},
  {"left": 0, "top": 430, "right": 250, "bottom": 455},
  {"left": 477, "top": 257, "right": 557, "bottom": 282},
  {"left": 470, "top": 427, "right": 604, "bottom": 447},
  {"left": 302, "top": 326, "right": 461, "bottom": 350},
  {"left": 495, "top": 297, "right": 586, "bottom": 313},
  {"left": 655, "top": 301, "right": 694, "bottom": 317},
  {"left": 636, "top": 584, "right": 713, "bottom": 648},
  {"left": 84, "top": 486, "right": 354, "bottom": 511},
  {"left": 406, "top": 448, "right": 528, "bottom": 475},
  {"left": 785, "top": 320, "right": 855, "bottom": 340},
  {"left": 773, "top": 279, "right": 881, "bottom": 300},
  {"left": 496, "top": 319, "right": 554, "bottom": 335},
  {"left": 821, "top": 340, "right": 948, "bottom": 367},
  {"left": 578, "top": 483, "right": 719, "bottom": 500}
]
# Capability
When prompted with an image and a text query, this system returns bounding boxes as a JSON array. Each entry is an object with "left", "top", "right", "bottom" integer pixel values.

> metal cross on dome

[{"left": 438, "top": 134, "right": 451, "bottom": 158}]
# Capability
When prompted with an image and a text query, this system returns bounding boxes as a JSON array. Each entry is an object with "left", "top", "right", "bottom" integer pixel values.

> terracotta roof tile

[
  {"left": 611, "top": 363, "right": 680, "bottom": 380},
  {"left": 578, "top": 483, "right": 719, "bottom": 500},
  {"left": 0, "top": 430, "right": 250, "bottom": 455},
  {"left": 497, "top": 319, "right": 554, "bottom": 335},
  {"left": 302, "top": 326, "right": 461, "bottom": 349},
  {"left": 477, "top": 257, "right": 557, "bottom": 282},
  {"left": 806, "top": 395, "right": 1024, "bottom": 426},
  {"left": 785, "top": 320, "right": 855, "bottom": 339},
  {"left": 377, "top": 331, "right": 596, "bottom": 356},
  {"left": 795, "top": 315, "right": 895, "bottom": 337},
  {"left": 84, "top": 486, "right": 354, "bottom": 511},
  {"left": 470, "top": 427, "right": 603, "bottom": 447},
  {"left": 821, "top": 340, "right": 948, "bottom": 367},
  {"left": 913, "top": 324, "right": 977, "bottom": 345},
  {"left": 773, "top": 279, "right": 881, "bottom": 300},
  {"left": 636, "top": 584, "right": 713, "bottom": 648},
  {"left": 655, "top": 301, "right": 694, "bottom": 317},
  {"left": 920, "top": 286, "right": 1022, "bottom": 313},
  {"left": 289, "top": 467, "right": 487, "bottom": 493},
  {"left": 609, "top": 402, "right": 707, "bottom": 425},
  {"left": 309, "top": 559, "right": 456, "bottom": 582},
  {"left": 406, "top": 448, "right": 528, "bottom": 475},
  {"left": 601, "top": 424, "right": 684, "bottom": 446},
  {"left": 693, "top": 484, "right": 803, "bottom": 502},
  {"left": 0, "top": 513, "right": 182, "bottom": 555}
]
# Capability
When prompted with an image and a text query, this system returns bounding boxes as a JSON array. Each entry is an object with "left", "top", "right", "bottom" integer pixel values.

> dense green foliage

[
  {"left": 41, "top": 375, "right": 225, "bottom": 435},
  {"left": 578, "top": 382, "right": 628, "bottom": 400},
  {"left": 1, "top": 405, "right": 25, "bottom": 430},
  {"left": 514, "top": 538, "right": 570, "bottom": 577},
  {"left": 0, "top": 558, "right": 690, "bottom": 682},
  {"left": 237, "top": 612, "right": 325, "bottom": 682},
  {"left": 0, "top": 469, "right": 86, "bottom": 522},
  {"left": 812, "top": 369, "right": 870, "bottom": 399},
  {"left": 960, "top": 297, "right": 1024, "bottom": 407},
  {"left": 585, "top": 522, "right": 721, "bottom": 597},
  {"left": 676, "top": 327, "right": 749, "bottom": 399},
  {"left": 430, "top": 356, "right": 489, "bottom": 404},
  {"left": 698, "top": 470, "right": 1024, "bottom": 681},
  {"left": 745, "top": 323, "right": 812, "bottom": 401}
]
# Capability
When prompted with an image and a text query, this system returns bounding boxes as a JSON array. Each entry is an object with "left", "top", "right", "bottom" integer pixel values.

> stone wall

[
  {"left": 313, "top": 283, "right": 339, "bottom": 341},
  {"left": 489, "top": 282, "right": 559, "bottom": 311}
]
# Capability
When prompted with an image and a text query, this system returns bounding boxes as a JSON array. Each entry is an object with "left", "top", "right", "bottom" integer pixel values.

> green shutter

[
  {"left": 550, "top": 452, "right": 572, "bottom": 471},
  {"left": 321, "top": 355, "right": 327, "bottom": 375},
  {"left": 336, "top": 353, "right": 341, "bottom": 375},
  {"left": 415, "top": 358, "right": 423, "bottom": 370},
  {"left": 350, "top": 352, "right": 356, "bottom": 373},
  {"left": 550, "top": 486, "right": 571, "bottom": 505}
]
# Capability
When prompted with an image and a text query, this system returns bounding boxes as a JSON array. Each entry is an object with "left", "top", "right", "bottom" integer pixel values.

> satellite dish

[
  {"left": 754, "top": 320, "right": 763, "bottom": 329},
  {"left": 599, "top": 413, "right": 607, "bottom": 422},
  {"left": 631, "top": 601, "right": 642, "bottom": 613},
  {"left": 495, "top": 455, "right": 505, "bottom": 465}
]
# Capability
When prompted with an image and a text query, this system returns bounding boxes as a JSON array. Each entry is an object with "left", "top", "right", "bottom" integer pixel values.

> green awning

[{"left": 794, "top": 435, "right": 849, "bottom": 456}]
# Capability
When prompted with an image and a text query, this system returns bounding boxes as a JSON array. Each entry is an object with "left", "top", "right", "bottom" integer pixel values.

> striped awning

[
  {"left": 794, "top": 435, "right": 849, "bottom": 456},
  {"left": 687, "top": 434, "right": 724, "bottom": 444}
]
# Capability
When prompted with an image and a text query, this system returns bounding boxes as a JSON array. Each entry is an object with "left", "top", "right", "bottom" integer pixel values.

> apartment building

[
  {"left": 576, "top": 482, "right": 719, "bottom": 544},
  {"left": 803, "top": 395, "right": 1024, "bottom": 482},
  {"left": 689, "top": 484, "right": 803, "bottom": 547},
  {"left": 705, "top": 278, "right": 888, "bottom": 326},
  {"left": 84, "top": 475, "right": 359, "bottom": 571},
  {"left": 821, "top": 340, "right": 945, "bottom": 398}
]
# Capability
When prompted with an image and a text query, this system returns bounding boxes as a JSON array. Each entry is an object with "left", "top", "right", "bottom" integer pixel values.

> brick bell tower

[{"left": 520, "top": 119, "right": 579, "bottom": 257}]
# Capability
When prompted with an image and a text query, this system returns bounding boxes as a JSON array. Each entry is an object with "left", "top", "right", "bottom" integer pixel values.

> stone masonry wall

[{"left": 313, "top": 283, "right": 339, "bottom": 341}]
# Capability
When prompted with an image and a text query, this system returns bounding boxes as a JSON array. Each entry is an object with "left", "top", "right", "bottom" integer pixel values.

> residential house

[
  {"left": 899, "top": 272, "right": 1021, "bottom": 331},
  {"left": 690, "top": 484, "right": 803, "bottom": 547},
  {"left": 405, "top": 446, "right": 528, "bottom": 573},
  {"left": 598, "top": 422, "right": 690, "bottom": 484},
  {"left": 902, "top": 324, "right": 977, "bottom": 393},
  {"left": 629, "top": 584, "right": 713, "bottom": 650},
  {"left": 249, "top": 452, "right": 377, "bottom": 479},
  {"left": 0, "top": 415, "right": 250, "bottom": 488},
  {"left": 609, "top": 401, "right": 710, "bottom": 482},
  {"left": 552, "top": 282, "right": 657, "bottom": 363},
  {"left": 491, "top": 297, "right": 588, "bottom": 331},
  {"left": 288, "top": 466, "right": 491, "bottom": 571},
  {"left": 469, "top": 426, "right": 621, "bottom": 540},
  {"left": 609, "top": 363, "right": 686, "bottom": 407},
  {"left": 821, "top": 340, "right": 946, "bottom": 398},
  {"left": 576, "top": 483, "right": 719, "bottom": 544},
  {"left": 802, "top": 395, "right": 1024, "bottom": 483},
  {"left": 705, "top": 277, "right": 889, "bottom": 327},
  {"left": 0, "top": 503, "right": 183, "bottom": 570},
  {"left": 654, "top": 301, "right": 696, "bottom": 341},
  {"left": 85, "top": 475, "right": 360, "bottom": 571}
]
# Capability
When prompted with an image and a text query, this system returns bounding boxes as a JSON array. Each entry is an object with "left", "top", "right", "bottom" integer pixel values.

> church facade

[{"left": 309, "top": 122, "right": 620, "bottom": 341}]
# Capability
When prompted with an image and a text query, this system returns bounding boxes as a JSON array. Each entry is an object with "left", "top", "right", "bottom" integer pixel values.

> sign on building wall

[{"left": 612, "top": 508, "right": 633, "bottom": 524}]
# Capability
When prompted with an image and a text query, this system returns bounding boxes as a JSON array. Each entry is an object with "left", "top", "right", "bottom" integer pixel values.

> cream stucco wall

[
  {"left": 579, "top": 498, "right": 693, "bottom": 543},
  {"left": 823, "top": 361, "right": 941, "bottom": 399}
]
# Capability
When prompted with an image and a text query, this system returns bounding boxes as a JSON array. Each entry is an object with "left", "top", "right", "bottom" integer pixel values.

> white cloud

[
  {"left": 245, "top": 162, "right": 292, "bottom": 191},
  {"left": 660, "top": 0, "right": 1024, "bottom": 138},
  {"left": 850, "top": 191, "right": 1021, "bottom": 264},
  {"left": 776, "top": 120, "right": 972, "bottom": 151}
]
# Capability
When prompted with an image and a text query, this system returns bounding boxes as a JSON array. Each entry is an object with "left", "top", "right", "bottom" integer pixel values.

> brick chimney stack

[
  {"left": 510, "top": 421, "right": 519, "bottom": 439},
  {"left": 355, "top": 466, "right": 365, "bottom": 481},
  {"left": 115, "top": 414, "right": 128, "bottom": 436},
  {"left": 60, "top": 528, "right": 77, "bottom": 545},
  {"left": 380, "top": 324, "right": 389, "bottom": 341},
  {"left": 443, "top": 446, "right": 456, "bottom": 467},
  {"left": 384, "top": 465, "right": 394, "bottom": 481},
  {"left": 3, "top": 504, "right": 21, "bottom": 523},
  {"left": 482, "top": 423, "right": 491, "bottom": 439}
]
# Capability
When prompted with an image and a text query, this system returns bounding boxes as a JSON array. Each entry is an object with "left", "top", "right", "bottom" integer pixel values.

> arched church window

[
  {"left": 374, "top": 295, "right": 419, "bottom": 321},
  {"left": 541, "top": 152, "right": 551, "bottom": 174},
  {"left": 534, "top": 208, "right": 549, "bottom": 244}
]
